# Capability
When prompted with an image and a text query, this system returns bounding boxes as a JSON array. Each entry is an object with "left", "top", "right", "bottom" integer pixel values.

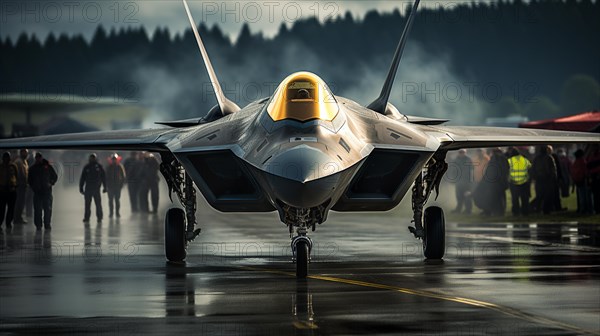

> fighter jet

[{"left": 1, "top": 0, "right": 598, "bottom": 277}]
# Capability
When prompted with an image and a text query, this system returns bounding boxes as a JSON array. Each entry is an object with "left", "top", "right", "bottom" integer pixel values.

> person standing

[
  {"left": 452, "top": 149, "right": 474, "bottom": 214},
  {"left": 474, "top": 148, "right": 510, "bottom": 216},
  {"left": 556, "top": 148, "right": 572, "bottom": 199},
  {"left": 472, "top": 148, "right": 490, "bottom": 184},
  {"left": 80, "top": 153, "right": 106, "bottom": 222},
  {"left": 139, "top": 153, "right": 160, "bottom": 214},
  {"left": 508, "top": 147, "right": 532, "bottom": 216},
  {"left": 106, "top": 153, "right": 126, "bottom": 218},
  {"left": 123, "top": 152, "right": 142, "bottom": 213},
  {"left": 13, "top": 149, "right": 29, "bottom": 224},
  {"left": 531, "top": 145, "right": 558, "bottom": 214},
  {"left": 491, "top": 148, "right": 510, "bottom": 216},
  {"left": 28, "top": 152, "right": 58, "bottom": 230},
  {"left": 0, "top": 152, "right": 18, "bottom": 230},
  {"left": 587, "top": 147, "right": 600, "bottom": 214},
  {"left": 571, "top": 149, "right": 592, "bottom": 214},
  {"left": 549, "top": 146, "right": 566, "bottom": 211},
  {"left": 25, "top": 153, "right": 35, "bottom": 217}
]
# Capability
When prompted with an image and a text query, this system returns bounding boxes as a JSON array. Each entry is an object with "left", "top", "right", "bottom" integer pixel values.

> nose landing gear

[
  {"left": 292, "top": 234, "right": 313, "bottom": 278},
  {"left": 281, "top": 206, "right": 319, "bottom": 278}
]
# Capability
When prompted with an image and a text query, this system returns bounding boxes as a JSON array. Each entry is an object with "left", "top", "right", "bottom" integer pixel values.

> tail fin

[
  {"left": 367, "top": 0, "right": 421, "bottom": 114},
  {"left": 182, "top": 0, "right": 240, "bottom": 115}
]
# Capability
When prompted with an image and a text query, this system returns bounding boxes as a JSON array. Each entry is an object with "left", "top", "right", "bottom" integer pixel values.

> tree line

[{"left": 1, "top": 0, "right": 598, "bottom": 122}]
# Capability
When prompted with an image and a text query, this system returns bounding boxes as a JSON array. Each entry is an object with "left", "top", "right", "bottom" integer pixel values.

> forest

[{"left": 1, "top": 0, "right": 599, "bottom": 124}]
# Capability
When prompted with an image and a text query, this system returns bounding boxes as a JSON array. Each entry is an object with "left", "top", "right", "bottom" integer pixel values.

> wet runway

[{"left": 1, "top": 185, "right": 599, "bottom": 335}]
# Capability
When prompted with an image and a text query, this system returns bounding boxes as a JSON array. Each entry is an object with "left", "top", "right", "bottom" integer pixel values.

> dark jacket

[
  {"left": 454, "top": 154, "right": 474, "bottom": 188},
  {"left": 28, "top": 159, "right": 58, "bottom": 194},
  {"left": 80, "top": 162, "right": 106, "bottom": 193},
  {"left": 587, "top": 151, "right": 600, "bottom": 176},
  {"left": 123, "top": 157, "right": 143, "bottom": 184},
  {"left": 487, "top": 152, "right": 510, "bottom": 190},
  {"left": 0, "top": 162, "right": 18, "bottom": 192},
  {"left": 106, "top": 163, "right": 126, "bottom": 192},
  {"left": 142, "top": 157, "right": 160, "bottom": 184},
  {"left": 532, "top": 153, "right": 557, "bottom": 181},
  {"left": 473, "top": 152, "right": 509, "bottom": 212}
]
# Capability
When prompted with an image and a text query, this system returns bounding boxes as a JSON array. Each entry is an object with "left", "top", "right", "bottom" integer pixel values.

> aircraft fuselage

[{"left": 170, "top": 81, "right": 438, "bottom": 228}]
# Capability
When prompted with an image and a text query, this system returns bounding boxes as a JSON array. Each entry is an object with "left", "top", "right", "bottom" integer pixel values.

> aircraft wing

[
  {"left": 421, "top": 125, "right": 600, "bottom": 150},
  {"left": 0, "top": 128, "right": 182, "bottom": 152}
]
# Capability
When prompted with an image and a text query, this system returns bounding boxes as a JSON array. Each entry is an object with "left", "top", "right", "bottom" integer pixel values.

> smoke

[
  {"left": 343, "top": 42, "right": 486, "bottom": 125},
  {"left": 127, "top": 36, "right": 486, "bottom": 126},
  {"left": 129, "top": 39, "right": 331, "bottom": 125},
  {"left": 133, "top": 65, "right": 188, "bottom": 128}
]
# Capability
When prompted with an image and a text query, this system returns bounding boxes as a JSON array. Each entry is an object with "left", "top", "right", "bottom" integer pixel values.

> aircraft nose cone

[
  {"left": 261, "top": 144, "right": 344, "bottom": 208},
  {"left": 265, "top": 144, "right": 340, "bottom": 183},
  {"left": 264, "top": 144, "right": 344, "bottom": 208}
]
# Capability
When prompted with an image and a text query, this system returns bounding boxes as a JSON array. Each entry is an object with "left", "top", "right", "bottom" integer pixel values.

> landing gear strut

[
  {"left": 285, "top": 208, "right": 316, "bottom": 278},
  {"left": 292, "top": 231, "right": 313, "bottom": 278},
  {"left": 160, "top": 153, "right": 201, "bottom": 262},
  {"left": 409, "top": 151, "right": 448, "bottom": 259}
]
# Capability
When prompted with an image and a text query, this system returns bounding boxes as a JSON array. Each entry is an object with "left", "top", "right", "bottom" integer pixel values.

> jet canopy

[{"left": 267, "top": 72, "right": 339, "bottom": 122}]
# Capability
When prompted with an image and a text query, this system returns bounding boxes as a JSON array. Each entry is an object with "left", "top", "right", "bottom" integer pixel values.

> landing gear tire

[
  {"left": 423, "top": 206, "right": 445, "bottom": 259},
  {"left": 296, "top": 240, "right": 309, "bottom": 279},
  {"left": 165, "top": 208, "right": 187, "bottom": 262}
]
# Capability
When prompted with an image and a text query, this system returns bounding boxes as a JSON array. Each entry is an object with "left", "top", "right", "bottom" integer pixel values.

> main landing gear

[
  {"left": 160, "top": 153, "right": 201, "bottom": 262},
  {"left": 165, "top": 208, "right": 186, "bottom": 261},
  {"left": 423, "top": 206, "right": 445, "bottom": 259},
  {"left": 409, "top": 151, "right": 448, "bottom": 259}
]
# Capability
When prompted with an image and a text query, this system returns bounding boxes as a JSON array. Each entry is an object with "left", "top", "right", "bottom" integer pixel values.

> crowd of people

[
  {"left": 0, "top": 150, "right": 57, "bottom": 230},
  {"left": 2, "top": 145, "right": 600, "bottom": 231},
  {"left": 449, "top": 146, "right": 600, "bottom": 217},
  {"left": 78, "top": 151, "right": 161, "bottom": 223},
  {"left": 0, "top": 150, "right": 161, "bottom": 231}
]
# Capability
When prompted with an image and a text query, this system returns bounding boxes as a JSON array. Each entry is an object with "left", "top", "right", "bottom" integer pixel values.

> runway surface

[{"left": 1, "top": 185, "right": 599, "bottom": 335}]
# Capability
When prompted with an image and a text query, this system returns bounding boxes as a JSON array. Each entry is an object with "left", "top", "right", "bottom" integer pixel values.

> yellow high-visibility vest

[{"left": 508, "top": 155, "right": 531, "bottom": 185}]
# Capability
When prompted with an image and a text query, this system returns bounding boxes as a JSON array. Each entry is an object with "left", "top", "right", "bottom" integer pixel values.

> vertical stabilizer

[
  {"left": 182, "top": 0, "right": 240, "bottom": 115},
  {"left": 367, "top": 0, "right": 421, "bottom": 114}
]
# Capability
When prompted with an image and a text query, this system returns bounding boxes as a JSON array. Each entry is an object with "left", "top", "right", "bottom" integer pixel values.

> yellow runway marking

[
  {"left": 242, "top": 266, "right": 599, "bottom": 336},
  {"left": 292, "top": 321, "right": 319, "bottom": 330}
]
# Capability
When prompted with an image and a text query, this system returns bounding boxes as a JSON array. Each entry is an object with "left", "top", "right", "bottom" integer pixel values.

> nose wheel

[{"left": 292, "top": 235, "right": 312, "bottom": 278}]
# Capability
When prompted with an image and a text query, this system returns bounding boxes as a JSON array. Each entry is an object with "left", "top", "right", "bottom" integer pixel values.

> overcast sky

[{"left": 1, "top": 0, "right": 489, "bottom": 43}]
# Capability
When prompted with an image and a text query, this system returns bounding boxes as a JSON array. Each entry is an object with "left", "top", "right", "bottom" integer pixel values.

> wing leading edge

[
  {"left": 421, "top": 125, "right": 600, "bottom": 150},
  {"left": 0, "top": 128, "right": 183, "bottom": 152}
]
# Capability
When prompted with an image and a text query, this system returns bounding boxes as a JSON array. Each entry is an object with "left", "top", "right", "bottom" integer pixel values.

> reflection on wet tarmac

[
  {"left": 456, "top": 222, "right": 600, "bottom": 248},
  {"left": 165, "top": 263, "right": 196, "bottom": 317},
  {"left": 0, "top": 187, "right": 599, "bottom": 334},
  {"left": 293, "top": 280, "right": 317, "bottom": 332},
  {"left": 162, "top": 264, "right": 319, "bottom": 333}
]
